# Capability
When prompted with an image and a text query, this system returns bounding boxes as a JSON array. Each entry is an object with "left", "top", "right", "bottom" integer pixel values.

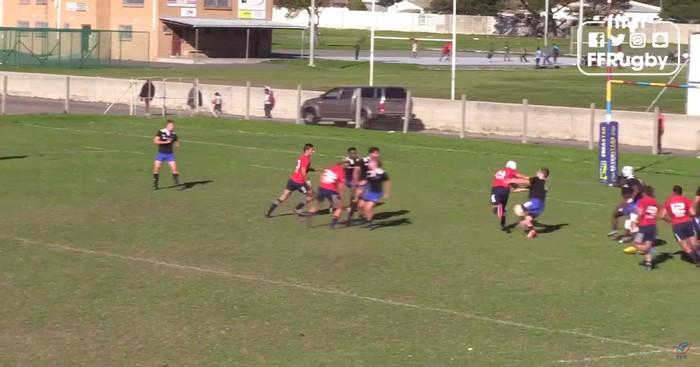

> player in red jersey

[
  {"left": 660, "top": 185, "right": 700, "bottom": 266},
  {"left": 490, "top": 160, "right": 528, "bottom": 230},
  {"left": 266, "top": 143, "right": 315, "bottom": 217},
  {"left": 307, "top": 161, "right": 346, "bottom": 228},
  {"left": 631, "top": 186, "right": 660, "bottom": 271}
]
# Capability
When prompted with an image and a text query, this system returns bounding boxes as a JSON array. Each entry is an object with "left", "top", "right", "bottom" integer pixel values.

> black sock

[
  {"left": 500, "top": 215, "right": 506, "bottom": 228},
  {"left": 331, "top": 216, "right": 339, "bottom": 228},
  {"left": 295, "top": 201, "right": 306, "bottom": 210},
  {"left": 153, "top": 173, "right": 159, "bottom": 187},
  {"left": 267, "top": 199, "right": 281, "bottom": 216},
  {"left": 689, "top": 250, "right": 700, "bottom": 264},
  {"left": 173, "top": 173, "right": 180, "bottom": 185}
]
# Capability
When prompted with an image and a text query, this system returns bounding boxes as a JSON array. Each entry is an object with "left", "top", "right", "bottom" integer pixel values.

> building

[
  {"left": 0, "top": 0, "right": 305, "bottom": 61},
  {"left": 386, "top": 0, "right": 431, "bottom": 14},
  {"left": 624, "top": 0, "right": 661, "bottom": 23}
]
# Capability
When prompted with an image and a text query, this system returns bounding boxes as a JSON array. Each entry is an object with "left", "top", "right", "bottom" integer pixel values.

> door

[
  {"left": 332, "top": 88, "right": 356, "bottom": 119},
  {"left": 382, "top": 87, "right": 408, "bottom": 116},
  {"left": 316, "top": 88, "right": 341, "bottom": 120},
  {"left": 80, "top": 25, "right": 91, "bottom": 55},
  {"left": 171, "top": 31, "right": 182, "bottom": 56}
]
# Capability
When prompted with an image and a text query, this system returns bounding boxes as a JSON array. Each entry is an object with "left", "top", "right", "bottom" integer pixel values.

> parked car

[{"left": 300, "top": 86, "right": 413, "bottom": 128}]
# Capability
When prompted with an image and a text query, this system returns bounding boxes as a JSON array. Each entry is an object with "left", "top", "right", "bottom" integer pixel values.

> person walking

[
  {"left": 411, "top": 39, "right": 418, "bottom": 58},
  {"left": 657, "top": 109, "right": 665, "bottom": 154},
  {"left": 487, "top": 43, "right": 494, "bottom": 62},
  {"left": 542, "top": 47, "right": 553, "bottom": 66},
  {"left": 139, "top": 79, "right": 156, "bottom": 115},
  {"left": 552, "top": 43, "right": 560, "bottom": 64},
  {"left": 212, "top": 92, "right": 223, "bottom": 114},
  {"left": 440, "top": 42, "right": 451, "bottom": 62},
  {"left": 264, "top": 86, "right": 275, "bottom": 118},
  {"left": 353, "top": 41, "right": 360, "bottom": 61},
  {"left": 187, "top": 87, "right": 202, "bottom": 112},
  {"left": 504, "top": 42, "right": 512, "bottom": 62},
  {"left": 520, "top": 47, "right": 529, "bottom": 62},
  {"left": 534, "top": 47, "right": 542, "bottom": 68}
]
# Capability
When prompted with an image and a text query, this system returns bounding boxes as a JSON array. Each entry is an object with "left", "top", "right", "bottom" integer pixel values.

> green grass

[
  {"left": 1, "top": 60, "right": 687, "bottom": 112},
  {"left": 1, "top": 114, "right": 699, "bottom": 366},
  {"left": 272, "top": 28, "right": 570, "bottom": 53}
]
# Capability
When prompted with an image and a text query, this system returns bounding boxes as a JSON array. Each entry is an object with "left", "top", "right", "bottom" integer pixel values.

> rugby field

[{"left": 1, "top": 115, "right": 699, "bottom": 366}]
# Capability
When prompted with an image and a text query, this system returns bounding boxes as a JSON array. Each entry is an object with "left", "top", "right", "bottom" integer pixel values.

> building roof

[
  {"left": 160, "top": 17, "right": 307, "bottom": 29},
  {"left": 625, "top": 1, "right": 661, "bottom": 14}
]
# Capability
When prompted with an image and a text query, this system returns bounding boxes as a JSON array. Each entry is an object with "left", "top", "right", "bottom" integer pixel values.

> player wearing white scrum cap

[{"left": 491, "top": 160, "right": 528, "bottom": 231}]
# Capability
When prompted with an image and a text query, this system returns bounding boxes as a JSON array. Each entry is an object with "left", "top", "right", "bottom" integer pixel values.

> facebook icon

[{"left": 588, "top": 32, "right": 606, "bottom": 48}]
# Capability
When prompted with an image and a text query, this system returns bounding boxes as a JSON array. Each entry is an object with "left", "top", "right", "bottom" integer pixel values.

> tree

[
  {"left": 274, "top": 0, "right": 328, "bottom": 45},
  {"left": 349, "top": 0, "right": 368, "bottom": 9},
  {"left": 661, "top": 0, "right": 700, "bottom": 23},
  {"left": 429, "top": 0, "right": 502, "bottom": 15},
  {"left": 518, "top": 0, "right": 631, "bottom": 37}
]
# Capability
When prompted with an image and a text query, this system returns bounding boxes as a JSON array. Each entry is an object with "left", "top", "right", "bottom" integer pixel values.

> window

[
  {"left": 122, "top": 0, "right": 144, "bottom": 6},
  {"left": 361, "top": 88, "right": 377, "bottom": 98},
  {"left": 322, "top": 88, "right": 340, "bottom": 99},
  {"left": 339, "top": 88, "right": 354, "bottom": 99},
  {"left": 118, "top": 25, "right": 133, "bottom": 41},
  {"left": 36, "top": 21, "right": 49, "bottom": 38},
  {"left": 384, "top": 87, "right": 407, "bottom": 99},
  {"left": 20, "top": 0, "right": 29, "bottom": 4},
  {"left": 17, "top": 21, "right": 29, "bottom": 37},
  {"left": 36, "top": 0, "right": 47, "bottom": 4},
  {"left": 204, "top": 0, "right": 230, "bottom": 8}
]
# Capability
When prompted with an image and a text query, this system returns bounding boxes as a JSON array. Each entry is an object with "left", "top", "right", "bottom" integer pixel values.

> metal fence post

[
  {"left": 652, "top": 107, "right": 660, "bottom": 155},
  {"left": 589, "top": 103, "right": 595, "bottom": 150},
  {"left": 193, "top": 78, "right": 200, "bottom": 117},
  {"left": 245, "top": 81, "right": 251, "bottom": 120},
  {"left": 354, "top": 88, "right": 362, "bottom": 129},
  {"left": 296, "top": 84, "right": 302, "bottom": 125},
  {"left": 1, "top": 75, "right": 7, "bottom": 115},
  {"left": 162, "top": 78, "right": 167, "bottom": 117},
  {"left": 402, "top": 90, "right": 411, "bottom": 134},
  {"left": 64, "top": 76, "right": 70, "bottom": 114},
  {"left": 460, "top": 94, "right": 467, "bottom": 139},
  {"left": 129, "top": 79, "right": 135, "bottom": 116},
  {"left": 521, "top": 98, "right": 528, "bottom": 144}
]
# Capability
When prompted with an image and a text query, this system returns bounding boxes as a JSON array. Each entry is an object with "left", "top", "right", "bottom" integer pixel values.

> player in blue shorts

[
  {"left": 508, "top": 168, "right": 549, "bottom": 238},
  {"left": 152, "top": 120, "right": 180, "bottom": 190},
  {"left": 609, "top": 166, "right": 644, "bottom": 242},
  {"left": 347, "top": 146, "right": 381, "bottom": 223},
  {"left": 357, "top": 158, "right": 391, "bottom": 226}
]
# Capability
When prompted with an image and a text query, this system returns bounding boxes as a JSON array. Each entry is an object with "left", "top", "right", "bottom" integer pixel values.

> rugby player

[
  {"left": 266, "top": 143, "right": 315, "bottom": 218},
  {"left": 347, "top": 147, "right": 381, "bottom": 223},
  {"left": 661, "top": 185, "right": 700, "bottom": 266},
  {"left": 344, "top": 147, "right": 362, "bottom": 201},
  {"left": 609, "top": 166, "right": 644, "bottom": 241},
  {"left": 357, "top": 159, "right": 391, "bottom": 226},
  {"left": 631, "top": 186, "right": 659, "bottom": 271},
  {"left": 508, "top": 168, "right": 549, "bottom": 238},
  {"left": 491, "top": 160, "right": 528, "bottom": 230},
  {"left": 307, "top": 161, "right": 346, "bottom": 229},
  {"left": 152, "top": 120, "right": 180, "bottom": 190}
]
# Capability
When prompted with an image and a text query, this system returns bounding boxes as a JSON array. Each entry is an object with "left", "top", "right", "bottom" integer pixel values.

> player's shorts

[
  {"left": 317, "top": 188, "right": 341, "bottom": 204},
  {"left": 673, "top": 221, "right": 696, "bottom": 241},
  {"left": 286, "top": 179, "right": 310, "bottom": 194},
  {"left": 522, "top": 199, "right": 544, "bottom": 218},
  {"left": 694, "top": 217, "right": 700, "bottom": 234},
  {"left": 615, "top": 200, "right": 638, "bottom": 216},
  {"left": 362, "top": 190, "right": 383, "bottom": 203},
  {"left": 155, "top": 152, "right": 175, "bottom": 162},
  {"left": 490, "top": 187, "right": 510, "bottom": 206},
  {"left": 634, "top": 225, "right": 657, "bottom": 244}
]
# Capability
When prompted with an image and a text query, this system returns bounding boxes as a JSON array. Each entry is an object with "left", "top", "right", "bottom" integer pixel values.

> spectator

[
  {"left": 139, "top": 79, "right": 155, "bottom": 115},
  {"left": 504, "top": 42, "right": 511, "bottom": 62},
  {"left": 264, "top": 86, "right": 275, "bottom": 118},
  {"left": 658, "top": 109, "right": 665, "bottom": 154},
  {"left": 440, "top": 42, "right": 451, "bottom": 62},
  {"left": 353, "top": 41, "right": 360, "bottom": 61},
  {"left": 411, "top": 39, "right": 418, "bottom": 58},
  {"left": 534, "top": 47, "right": 542, "bottom": 68},
  {"left": 487, "top": 43, "right": 494, "bottom": 61},
  {"left": 520, "top": 47, "right": 529, "bottom": 63},
  {"left": 542, "top": 47, "right": 553, "bottom": 66},
  {"left": 187, "top": 87, "right": 202, "bottom": 111},
  {"left": 552, "top": 43, "right": 560, "bottom": 64},
  {"left": 212, "top": 92, "right": 223, "bottom": 114}
]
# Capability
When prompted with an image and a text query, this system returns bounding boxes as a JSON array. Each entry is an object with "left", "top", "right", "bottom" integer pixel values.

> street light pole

[
  {"left": 544, "top": 0, "right": 549, "bottom": 46},
  {"left": 309, "top": 0, "right": 316, "bottom": 67},
  {"left": 450, "top": 0, "right": 456, "bottom": 100},
  {"left": 369, "top": 0, "right": 376, "bottom": 85}
]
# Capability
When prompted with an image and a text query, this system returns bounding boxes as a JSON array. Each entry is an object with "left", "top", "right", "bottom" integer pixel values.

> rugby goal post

[{"left": 687, "top": 33, "right": 700, "bottom": 116}]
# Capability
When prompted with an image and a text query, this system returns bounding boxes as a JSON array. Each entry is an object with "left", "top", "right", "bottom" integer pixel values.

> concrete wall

[
  {"left": 3, "top": 71, "right": 700, "bottom": 151},
  {"left": 273, "top": 7, "right": 497, "bottom": 35},
  {"left": 638, "top": 23, "right": 700, "bottom": 46}
]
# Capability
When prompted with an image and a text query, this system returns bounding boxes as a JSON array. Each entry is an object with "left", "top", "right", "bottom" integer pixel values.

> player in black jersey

[
  {"left": 609, "top": 166, "right": 644, "bottom": 241},
  {"left": 152, "top": 120, "right": 180, "bottom": 190},
  {"left": 508, "top": 168, "right": 549, "bottom": 238},
  {"left": 347, "top": 146, "right": 381, "bottom": 224}
]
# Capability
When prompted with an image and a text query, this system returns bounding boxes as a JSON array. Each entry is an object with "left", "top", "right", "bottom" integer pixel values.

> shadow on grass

[
  {"left": 179, "top": 180, "right": 214, "bottom": 191},
  {"left": 533, "top": 222, "right": 569, "bottom": 234},
  {"left": 0, "top": 155, "right": 28, "bottom": 160}
]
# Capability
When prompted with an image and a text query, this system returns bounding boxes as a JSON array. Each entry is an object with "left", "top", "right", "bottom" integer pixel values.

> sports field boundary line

[
  {"left": 12, "top": 236, "right": 688, "bottom": 358},
  {"left": 555, "top": 349, "right": 668, "bottom": 364}
]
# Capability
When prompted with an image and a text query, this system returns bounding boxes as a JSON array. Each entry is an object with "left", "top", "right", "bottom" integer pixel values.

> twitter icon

[{"left": 609, "top": 34, "right": 626, "bottom": 47}]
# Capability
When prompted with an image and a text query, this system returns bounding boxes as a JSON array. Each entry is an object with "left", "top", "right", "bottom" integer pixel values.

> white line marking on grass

[
  {"left": 556, "top": 349, "right": 668, "bottom": 364},
  {"left": 250, "top": 164, "right": 287, "bottom": 171},
  {"left": 465, "top": 188, "right": 607, "bottom": 207},
  {"left": 12, "top": 236, "right": 680, "bottom": 355}
]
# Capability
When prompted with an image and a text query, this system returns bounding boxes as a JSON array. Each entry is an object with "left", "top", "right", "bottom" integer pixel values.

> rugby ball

[{"left": 513, "top": 204, "right": 525, "bottom": 217}]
